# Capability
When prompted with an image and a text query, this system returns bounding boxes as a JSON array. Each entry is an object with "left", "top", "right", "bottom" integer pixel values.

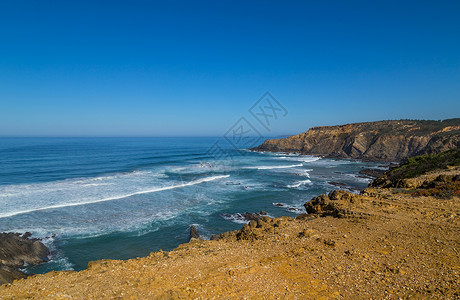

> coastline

[
  {"left": 1, "top": 153, "right": 459, "bottom": 298},
  {"left": 1, "top": 138, "right": 382, "bottom": 275}
]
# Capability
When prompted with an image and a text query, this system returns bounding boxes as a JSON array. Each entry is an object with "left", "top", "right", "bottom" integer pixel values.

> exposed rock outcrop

[
  {"left": 304, "top": 190, "right": 362, "bottom": 218},
  {"left": 189, "top": 226, "right": 200, "bottom": 241},
  {"left": 252, "top": 119, "right": 460, "bottom": 162},
  {"left": 0, "top": 233, "right": 50, "bottom": 285}
]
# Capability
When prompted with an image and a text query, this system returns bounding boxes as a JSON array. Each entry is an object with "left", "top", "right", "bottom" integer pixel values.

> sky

[{"left": 0, "top": 0, "right": 459, "bottom": 137}]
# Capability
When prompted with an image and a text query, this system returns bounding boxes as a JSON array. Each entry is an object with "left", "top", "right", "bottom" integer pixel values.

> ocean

[{"left": 0, "top": 137, "right": 385, "bottom": 274}]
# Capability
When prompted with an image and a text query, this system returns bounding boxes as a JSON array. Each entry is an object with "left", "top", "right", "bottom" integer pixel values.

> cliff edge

[{"left": 252, "top": 119, "right": 460, "bottom": 162}]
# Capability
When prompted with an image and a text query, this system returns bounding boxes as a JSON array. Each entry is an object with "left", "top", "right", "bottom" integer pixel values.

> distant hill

[{"left": 252, "top": 119, "right": 460, "bottom": 161}]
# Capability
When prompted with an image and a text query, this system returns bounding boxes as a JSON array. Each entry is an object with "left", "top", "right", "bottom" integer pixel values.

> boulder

[
  {"left": 189, "top": 226, "right": 200, "bottom": 241},
  {"left": 304, "top": 190, "right": 360, "bottom": 218}
]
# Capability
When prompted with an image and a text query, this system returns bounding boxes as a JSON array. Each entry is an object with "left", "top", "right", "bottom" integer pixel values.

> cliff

[
  {"left": 0, "top": 151, "right": 459, "bottom": 299},
  {"left": 252, "top": 119, "right": 460, "bottom": 162}
]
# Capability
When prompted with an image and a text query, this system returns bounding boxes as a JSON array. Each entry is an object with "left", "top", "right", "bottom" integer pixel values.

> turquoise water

[{"left": 0, "top": 137, "right": 384, "bottom": 273}]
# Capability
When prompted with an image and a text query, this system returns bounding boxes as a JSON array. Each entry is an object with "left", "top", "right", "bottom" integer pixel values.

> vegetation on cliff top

[
  {"left": 383, "top": 148, "right": 460, "bottom": 181},
  {"left": 310, "top": 118, "right": 460, "bottom": 136}
]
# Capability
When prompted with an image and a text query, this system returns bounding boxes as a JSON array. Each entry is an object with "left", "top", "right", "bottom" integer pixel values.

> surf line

[
  {"left": 0, "top": 175, "right": 230, "bottom": 219},
  {"left": 243, "top": 163, "right": 303, "bottom": 170}
]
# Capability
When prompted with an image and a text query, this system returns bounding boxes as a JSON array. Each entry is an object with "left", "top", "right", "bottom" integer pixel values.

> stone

[{"left": 189, "top": 226, "right": 200, "bottom": 241}]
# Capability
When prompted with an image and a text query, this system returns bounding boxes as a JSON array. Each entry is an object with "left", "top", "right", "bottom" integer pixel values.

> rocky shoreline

[
  {"left": 0, "top": 149, "right": 458, "bottom": 298},
  {"left": 0, "top": 233, "right": 49, "bottom": 285}
]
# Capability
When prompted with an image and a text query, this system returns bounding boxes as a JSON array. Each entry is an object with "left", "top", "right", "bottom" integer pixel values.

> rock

[
  {"left": 359, "top": 168, "right": 386, "bottom": 178},
  {"left": 0, "top": 232, "right": 50, "bottom": 285},
  {"left": 0, "top": 268, "right": 27, "bottom": 285},
  {"left": 236, "top": 224, "right": 257, "bottom": 241},
  {"left": 0, "top": 233, "right": 49, "bottom": 268},
  {"left": 222, "top": 212, "right": 268, "bottom": 223},
  {"left": 242, "top": 212, "right": 265, "bottom": 221},
  {"left": 304, "top": 190, "right": 360, "bottom": 217},
  {"left": 329, "top": 190, "right": 354, "bottom": 201},
  {"left": 328, "top": 182, "right": 348, "bottom": 187},
  {"left": 251, "top": 119, "right": 460, "bottom": 162},
  {"left": 22, "top": 232, "right": 32, "bottom": 239},
  {"left": 189, "top": 226, "right": 200, "bottom": 241},
  {"left": 304, "top": 194, "right": 333, "bottom": 215},
  {"left": 234, "top": 216, "right": 280, "bottom": 241},
  {"left": 295, "top": 214, "right": 316, "bottom": 221},
  {"left": 209, "top": 234, "right": 220, "bottom": 241}
]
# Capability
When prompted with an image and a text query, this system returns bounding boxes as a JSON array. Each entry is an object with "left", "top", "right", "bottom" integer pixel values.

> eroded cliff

[{"left": 252, "top": 119, "right": 460, "bottom": 161}]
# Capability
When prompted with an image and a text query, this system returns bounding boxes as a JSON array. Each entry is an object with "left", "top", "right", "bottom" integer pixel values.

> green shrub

[{"left": 386, "top": 148, "right": 460, "bottom": 182}]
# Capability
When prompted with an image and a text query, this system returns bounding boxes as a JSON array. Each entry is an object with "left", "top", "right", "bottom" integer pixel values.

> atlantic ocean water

[{"left": 0, "top": 137, "right": 385, "bottom": 273}]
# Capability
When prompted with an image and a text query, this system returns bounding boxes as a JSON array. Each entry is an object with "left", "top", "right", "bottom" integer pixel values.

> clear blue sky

[{"left": 1, "top": 0, "right": 459, "bottom": 137}]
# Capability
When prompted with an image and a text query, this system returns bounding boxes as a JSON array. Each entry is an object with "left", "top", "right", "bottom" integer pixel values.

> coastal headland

[{"left": 252, "top": 119, "right": 460, "bottom": 162}]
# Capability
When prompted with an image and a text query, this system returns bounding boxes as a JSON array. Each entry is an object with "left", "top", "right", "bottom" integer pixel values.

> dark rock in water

[
  {"left": 288, "top": 207, "right": 304, "bottom": 213},
  {"left": 221, "top": 212, "right": 269, "bottom": 223},
  {"left": 328, "top": 181, "right": 347, "bottom": 187},
  {"left": 22, "top": 232, "right": 32, "bottom": 239},
  {"left": 189, "top": 226, "right": 200, "bottom": 241},
  {"left": 0, "top": 232, "right": 50, "bottom": 285},
  {"left": 359, "top": 168, "right": 386, "bottom": 178},
  {"left": 241, "top": 212, "right": 265, "bottom": 221},
  {"left": 272, "top": 203, "right": 304, "bottom": 214}
]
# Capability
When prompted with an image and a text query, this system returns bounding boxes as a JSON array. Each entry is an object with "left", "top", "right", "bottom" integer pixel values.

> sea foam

[
  {"left": 243, "top": 163, "right": 303, "bottom": 170},
  {"left": 0, "top": 175, "right": 230, "bottom": 219},
  {"left": 287, "top": 179, "right": 312, "bottom": 188}
]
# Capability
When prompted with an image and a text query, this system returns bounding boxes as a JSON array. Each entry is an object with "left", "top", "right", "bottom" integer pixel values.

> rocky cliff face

[
  {"left": 252, "top": 119, "right": 460, "bottom": 162},
  {"left": 0, "top": 233, "right": 50, "bottom": 285}
]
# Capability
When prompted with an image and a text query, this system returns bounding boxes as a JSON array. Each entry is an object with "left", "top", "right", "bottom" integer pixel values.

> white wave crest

[
  {"left": 243, "top": 163, "right": 303, "bottom": 170},
  {"left": 275, "top": 155, "right": 320, "bottom": 163},
  {"left": 0, "top": 175, "right": 230, "bottom": 219},
  {"left": 287, "top": 179, "right": 312, "bottom": 188}
]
